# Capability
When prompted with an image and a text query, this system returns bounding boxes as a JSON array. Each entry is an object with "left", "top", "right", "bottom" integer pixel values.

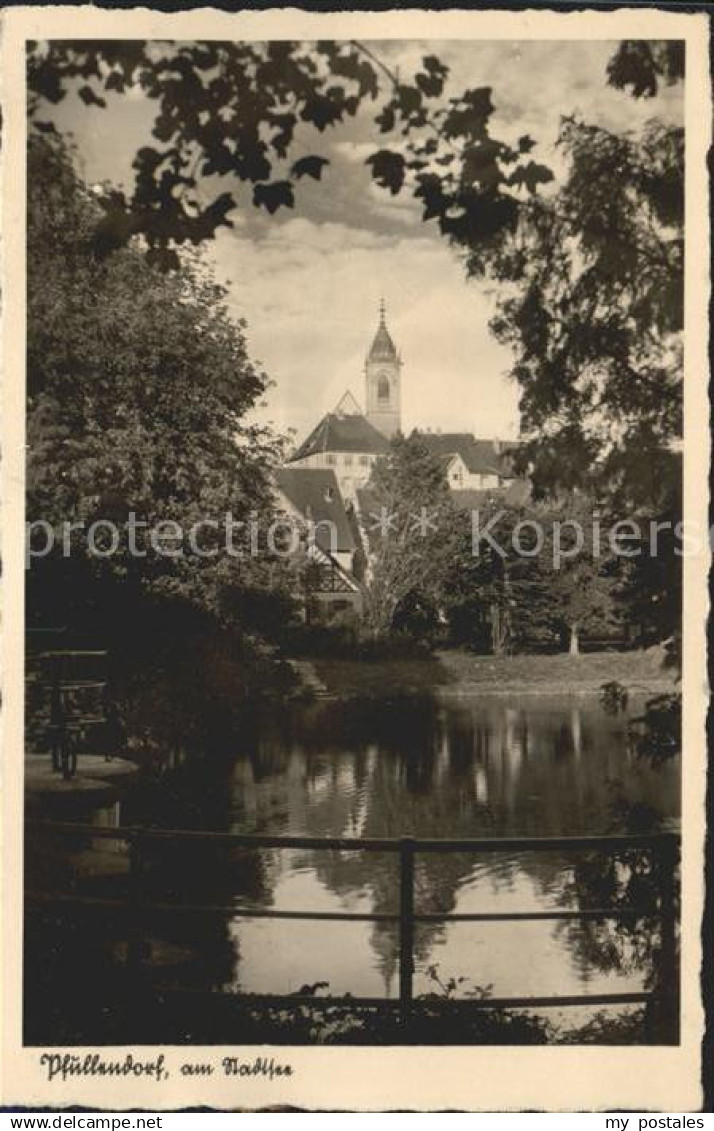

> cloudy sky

[{"left": 48, "top": 39, "right": 683, "bottom": 445}]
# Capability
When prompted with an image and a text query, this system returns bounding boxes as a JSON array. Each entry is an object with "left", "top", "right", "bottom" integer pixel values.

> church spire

[
  {"left": 365, "top": 300, "right": 402, "bottom": 439},
  {"left": 368, "top": 299, "right": 398, "bottom": 363}
]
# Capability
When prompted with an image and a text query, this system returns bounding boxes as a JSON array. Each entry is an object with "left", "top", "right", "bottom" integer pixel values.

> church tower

[{"left": 365, "top": 301, "right": 402, "bottom": 439}]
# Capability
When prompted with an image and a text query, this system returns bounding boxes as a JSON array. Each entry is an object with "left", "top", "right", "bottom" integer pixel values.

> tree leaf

[
  {"left": 366, "top": 149, "right": 406, "bottom": 195},
  {"left": 78, "top": 84, "right": 107, "bottom": 108},
  {"left": 253, "top": 180, "right": 295, "bottom": 214},
  {"left": 291, "top": 155, "right": 329, "bottom": 181},
  {"left": 375, "top": 105, "right": 395, "bottom": 134},
  {"left": 508, "top": 160, "right": 555, "bottom": 194}
]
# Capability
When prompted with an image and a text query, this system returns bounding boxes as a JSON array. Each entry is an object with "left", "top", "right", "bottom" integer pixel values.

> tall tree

[
  {"left": 361, "top": 435, "right": 453, "bottom": 637},
  {"left": 487, "top": 115, "right": 683, "bottom": 504},
  {"left": 444, "top": 494, "right": 624, "bottom": 655},
  {"left": 443, "top": 499, "right": 548, "bottom": 655},
  {"left": 27, "top": 129, "right": 291, "bottom": 631}
]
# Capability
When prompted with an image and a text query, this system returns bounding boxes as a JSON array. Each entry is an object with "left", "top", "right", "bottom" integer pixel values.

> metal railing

[
  {"left": 28, "top": 650, "right": 111, "bottom": 780},
  {"left": 26, "top": 822, "right": 680, "bottom": 1040}
]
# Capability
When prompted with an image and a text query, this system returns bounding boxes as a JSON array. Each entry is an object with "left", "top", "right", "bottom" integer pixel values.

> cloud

[
  {"left": 332, "top": 140, "right": 376, "bottom": 164},
  {"left": 211, "top": 218, "right": 520, "bottom": 443},
  {"left": 367, "top": 183, "right": 423, "bottom": 227},
  {"left": 53, "top": 36, "right": 682, "bottom": 450}
]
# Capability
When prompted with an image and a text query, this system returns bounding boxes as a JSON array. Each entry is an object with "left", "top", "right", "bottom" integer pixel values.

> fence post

[
  {"left": 656, "top": 834, "right": 679, "bottom": 1043},
  {"left": 126, "top": 833, "right": 149, "bottom": 973},
  {"left": 399, "top": 839, "right": 415, "bottom": 1026}
]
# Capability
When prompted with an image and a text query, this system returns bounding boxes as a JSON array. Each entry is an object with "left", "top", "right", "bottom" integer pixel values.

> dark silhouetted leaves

[
  {"left": 462, "top": 140, "right": 504, "bottom": 189},
  {"left": 105, "top": 71, "right": 125, "bottom": 93},
  {"left": 253, "top": 180, "right": 295, "bottom": 214},
  {"left": 375, "top": 105, "right": 395, "bottom": 133},
  {"left": 78, "top": 84, "right": 106, "bottom": 108},
  {"left": 269, "top": 113, "right": 296, "bottom": 158},
  {"left": 508, "top": 161, "right": 555, "bottom": 194},
  {"left": 291, "top": 155, "right": 329, "bottom": 181},
  {"left": 366, "top": 149, "right": 406, "bottom": 195},
  {"left": 396, "top": 84, "right": 422, "bottom": 118},
  {"left": 414, "top": 173, "right": 446, "bottom": 221},
  {"left": 300, "top": 92, "right": 343, "bottom": 131},
  {"left": 27, "top": 40, "right": 383, "bottom": 255},
  {"left": 415, "top": 55, "right": 449, "bottom": 98},
  {"left": 442, "top": 88, "right": 494, "bottom": 142},
  {"left": 26, "top": 39, "right": 556, "bottom": 267},
  {"left": 607, "top": 40, "right": 684, "bottom": 99}
]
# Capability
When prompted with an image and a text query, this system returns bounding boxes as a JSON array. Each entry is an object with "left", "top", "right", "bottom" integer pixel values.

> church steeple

[
  {"left": 368, "top": 299, "right": 398, "bottom": 362},
  {"left": 365, "top": 301, "right": 402, "bottom": 439}
]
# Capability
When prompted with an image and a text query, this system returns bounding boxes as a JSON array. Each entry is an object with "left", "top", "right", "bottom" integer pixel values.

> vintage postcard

[{"left": 1, "top": 4, "right": 710, "bottom": 1112}]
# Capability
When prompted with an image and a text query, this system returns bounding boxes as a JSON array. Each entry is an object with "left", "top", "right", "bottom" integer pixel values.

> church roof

[
  {"left": 275, "top": 467, "right": 356, "bottom": 554},
  {"left": 334, "top": 390, "right": 362, "bottom": 416},
  {"left": 414, "top": 432, "right": 519, "bottom": 477},
  {"left": 367, "top": 302, "right": 398, "bottom": 363},
  {"left": 290, "top": 411, "right": 389, "bottom": 460}
]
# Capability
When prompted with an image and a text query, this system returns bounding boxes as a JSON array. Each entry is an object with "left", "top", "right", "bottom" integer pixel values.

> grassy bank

[{"left": 309, "top": 646, "right": 677, "bottom": 699}]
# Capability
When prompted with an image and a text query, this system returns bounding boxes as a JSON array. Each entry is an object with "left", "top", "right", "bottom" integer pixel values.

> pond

[{"left": 25, "top": 692, "right": 680, "bottom": 1041}]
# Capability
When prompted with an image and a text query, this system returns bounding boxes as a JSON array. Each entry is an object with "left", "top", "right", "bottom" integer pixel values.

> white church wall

[{"left": 290, "top": 450, "right": 377, "bottom": 500}]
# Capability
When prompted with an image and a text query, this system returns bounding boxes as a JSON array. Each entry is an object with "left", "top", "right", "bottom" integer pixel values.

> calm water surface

[{"left": 31, "top": 693, "right": 680, "bottom": 1032}]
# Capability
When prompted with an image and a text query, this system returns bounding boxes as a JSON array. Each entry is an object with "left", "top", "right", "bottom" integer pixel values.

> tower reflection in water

[{"left": 26, "top": 693, "right": 679, "bottom": 1037}]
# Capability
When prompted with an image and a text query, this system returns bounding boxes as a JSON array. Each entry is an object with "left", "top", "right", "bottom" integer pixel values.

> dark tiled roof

[
  {"left": 291, "top": 412, "right": 390, "bottom": 460},
  {"left": 275, "top": 467, "right": 356, "bottom": 555},
  {"left": 414, "top": 431, "right": 519, "bottom": 477},
  {"left": 355, "top": 485, "right": 378, "bottom": 520}
]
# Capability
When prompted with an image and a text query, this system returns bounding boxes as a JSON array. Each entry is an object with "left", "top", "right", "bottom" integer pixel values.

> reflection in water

[{"left": 27, "top": 693, "right": 680, "bottom": 1036}]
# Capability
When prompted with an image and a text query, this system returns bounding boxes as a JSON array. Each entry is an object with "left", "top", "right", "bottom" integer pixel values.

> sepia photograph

[{"left": 2, "top": 5, "right": 709, "bottom": 1111}]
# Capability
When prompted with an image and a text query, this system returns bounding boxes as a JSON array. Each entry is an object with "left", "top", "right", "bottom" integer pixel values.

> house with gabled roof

[
  {"left": 280, "top": 304, "right": 529, "bottom": 614},
  {"left": 413, "top": 431, "right": 519, "bottom": 492},
  {"left": 288, "top": 396, "right": 389, "bottom": 502},
  {"left": 274, "top": 466, "right": 363, "bottom": 623}
]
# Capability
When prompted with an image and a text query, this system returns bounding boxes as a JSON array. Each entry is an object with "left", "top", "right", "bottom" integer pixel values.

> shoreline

[
  {"left": 436, "top": 681, "right": 675, "bottom": 698},
  {"left": 297, "top": 647, "right": 679, "bottom": 702}
]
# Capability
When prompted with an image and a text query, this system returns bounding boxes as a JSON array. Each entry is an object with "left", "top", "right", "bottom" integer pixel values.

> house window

[
  {"left": 359, "top": 455, "right": 369, "bottom": 466},
  {"left": 326, "top": 454, "right": 336, "bottom": 466},
  {"left": 344, "top": 454, "right": 353, "bottom": 466},
  {"left": 377, "top": 375, "right": 390, "bottom": 402}
]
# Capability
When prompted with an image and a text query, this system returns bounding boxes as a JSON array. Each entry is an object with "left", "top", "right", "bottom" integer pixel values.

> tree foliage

[
  {"left": 442, "top": 493, "right": 625, "bottom": 655},
  {"left": 27, "top": 129, "right": 291, "bottom": 629},
  {"left": 606, "top": 40, "right": 685, "bottom": 100},
  {"left": 27, "top": 39, "right": 551, "bottom": 271},
  {"left": 28, "top": 39, "right": 684, "bottom": 506},
  {"left": 27, "top": 38, "right": 685, "bottom": 658},
  {"left": 487, "top": 115, "right": 683, "bottom": 503},
  {"left": 362, "top": 435, "right": 453, "bottom": 637}
]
